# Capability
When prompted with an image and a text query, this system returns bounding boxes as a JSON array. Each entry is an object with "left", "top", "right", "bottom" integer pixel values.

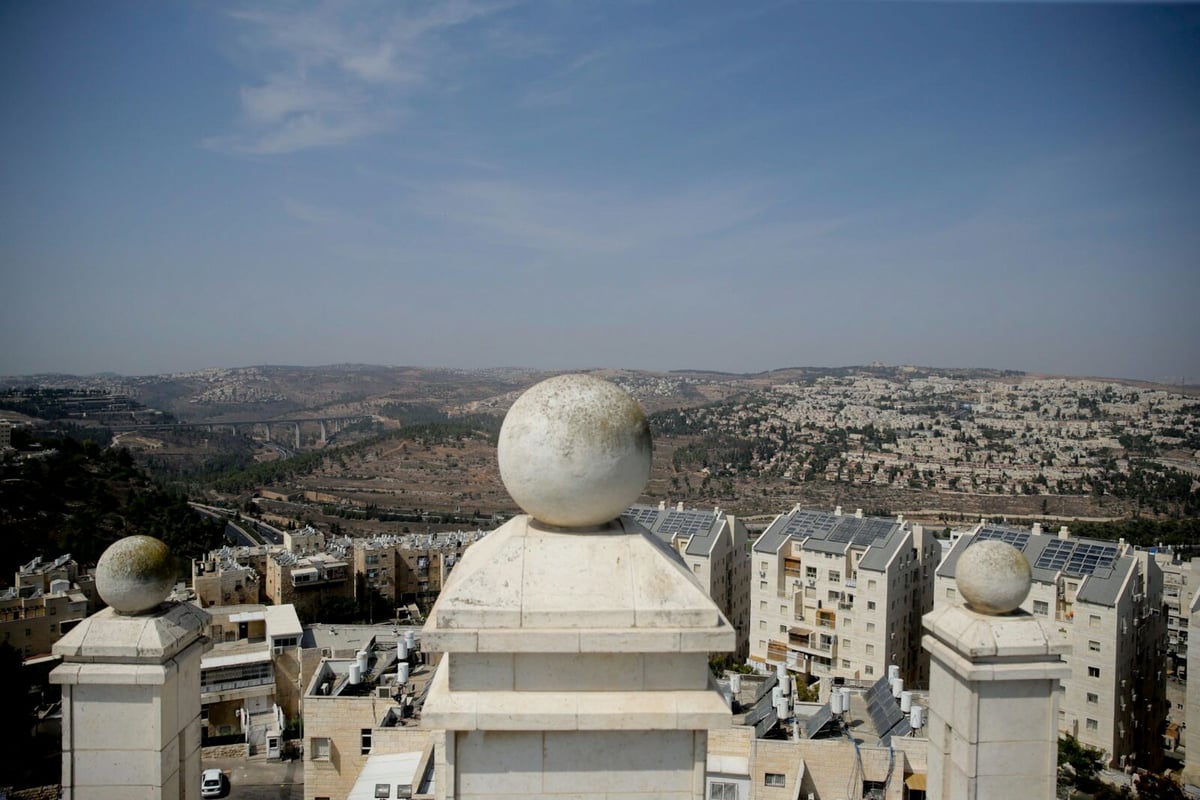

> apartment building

[
  {"left": 707, "top": 671, "right": 930, "bottom": 800},
  {"left": 266, "top": 550, "right": 354, "bottom": 619},
  {"left": 749, "top": 506, "right": 939, "bottom": 687},
  {"left": 303, "top": 628, "right": 435, "bottom": 800},
  {"left": 192, "top": 549, "right": 262, "bottom": 607},
  {"left": 352, "top": 530, "right": 489, "bottom": 611},
  {"left": 1155, "top": 551, "right": 1194, "bottom": 676},
  {"left": 198, "top": 603, "right": 303, "bottom": 756},
  {"left": 625, "top": 501, "right": 751, "bottom": 658},
  {"left": 935, "top": 522, "right": 1166, "bottom": 769},
  {"left": 0, "top": 554, "right": 91, "bottom": 658}
]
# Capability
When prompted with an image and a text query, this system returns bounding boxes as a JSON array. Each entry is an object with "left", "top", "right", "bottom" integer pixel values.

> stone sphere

[
  {"left": 96, "top": 535, "right": 176, "bottom": 615},
  {"left": 956, "top": 539, "right": 1032, "bottom": 615},
  {"left": 497, "top": 374, "right": 652, "bottom": 528}
]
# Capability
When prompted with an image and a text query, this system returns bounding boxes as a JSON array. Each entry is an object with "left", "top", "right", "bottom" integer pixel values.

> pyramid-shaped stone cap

[
  {"left": 422, "top": 515, "right": 735, "bottom": 654},
  {"left": 923, "top": 602, "right": 1072, "bottom": 683},
  {"left": 53, "top": 601, "right": 210, "bottom": 664}
]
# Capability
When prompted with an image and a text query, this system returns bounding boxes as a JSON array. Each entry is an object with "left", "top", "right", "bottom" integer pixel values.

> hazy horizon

[
  {"left": 3, "top": 2, "right": 1198, "bottom": 382},
  {"left": 2, "top": 360, "right": 1192, "bottom": 388}
]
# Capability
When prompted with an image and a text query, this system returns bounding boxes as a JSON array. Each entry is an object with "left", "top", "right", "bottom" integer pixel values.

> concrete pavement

[{"left": 201, "top": 756, "right": 303, "bottom": 800}]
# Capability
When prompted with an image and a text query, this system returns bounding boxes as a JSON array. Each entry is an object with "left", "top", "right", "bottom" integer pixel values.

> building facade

[
  {"left": 0, "top": 554, "right": 91, "bottom": 658},
  {"left": 198, "top": 603, "right": 303, "bottom": 755},
  {"left": 749, "top": 506, "right": 939, "bottom": 687},
  {"left": 626, "top": 502, "right": 751, "bottom": 658},
  {"left": 352, "top": 530, "right": 489, "bottom": 612},
  {"left": 302, "top": 628, "right": 435, "bottom": 800},
  {"left": 935, "top": 522, "right": 1166, "bottom": 770}
]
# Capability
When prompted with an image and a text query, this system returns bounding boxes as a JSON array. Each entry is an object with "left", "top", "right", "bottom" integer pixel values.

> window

[
  {"left": 866, "top": 623, "right": 875, "bottom": 633},
  {"left": 1089, "top": 640, "right": 1101, "bottom": 652},
  {"left": 311, "top": 737, "right": 331, "bottom": 760},
  {"left": 866, "top": 644, "right": 874, "bottom": 655},
  {"left": 693, "top": 563, "right": 701, "bottom": 573},
  {"left": 842, "top": 638, "right": 851, "bottom": 648},
  {"left": 1086, "top": 718, "right": 1098, "bottom": 732},
  {"left": 865, "top": 666, "right": 874, "bottom": 676},
  {"left": 361, "top": 728, "right": 373, "bottom": 755},
  {"left": 760, "top": 581, "right": 767, "bottom": 590},
  {"left": 806, "top": 566, "right": 818, "bottom": 579},
  {"left": 1033, "top": 600, "right": 1049, "bottom": 615},
  {"left": 1089, "top": 614, "right": 1101, "bottom": 628},
  {"left": 842, "top": 659, "right": 851, "bottom": 668},
  {"left": 867, "top": 601, "right": 876, "bottom": 611},
  {"left": 946, "top": 587, "right": 956, "bottom": 599},
  {"left": 779, "top": 625, "right": 787, "bottom": 633},
  {"left": 709, "top": 781, "right": 739, "bottom": 800},
  {"left": 1088, "top": 666, "right": 1100, "bottom": 678},
  {"left": 764, "top": 773, "right": 785, "bottom": 788},
  {"left": 829, "top": 570, "right": 841, "bottom": 582},
  {"left": 868, "top": 579, "right": 877, "bottom": 590},
  {"left": 760, "top": 561, "right": 768, "bottom": 571},
  {"left": 759, "top": 620, "right": 765, "bottom": 629},
  {"left": 1087, "top": 693, "right": 1098, "bottom": 704},
  {"left": 780, "top": 605, "right": 787, "bottom": 614},
  {"left": 759, "top": 600, "right": 767, "bottom": 610}
]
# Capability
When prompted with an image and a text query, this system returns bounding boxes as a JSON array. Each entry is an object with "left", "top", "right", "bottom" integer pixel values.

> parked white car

[{"left": 201, "top": 768, "right": 226, "bottom": 798}]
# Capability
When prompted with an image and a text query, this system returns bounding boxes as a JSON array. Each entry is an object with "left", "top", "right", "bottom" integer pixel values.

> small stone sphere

[
  {"left": 956, "top": 539, "right": 1032, "bottom": 615},
  {"left": 497, "top": 374, "right": 652, "bottom": 528},
  {"left": 96, "top": 535, "right": 176, "bottom": 615}
]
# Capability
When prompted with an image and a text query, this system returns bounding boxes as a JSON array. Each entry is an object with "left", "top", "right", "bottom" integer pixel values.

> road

[{"left": 203, "top": 756, "right": 302, "bottom": 800}]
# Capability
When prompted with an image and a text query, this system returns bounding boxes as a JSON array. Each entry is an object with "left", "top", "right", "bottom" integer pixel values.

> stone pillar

[
  {"left": 922, "top": 540, "right": 1071, "bottom": 800},
  {"left": 293, "top": 422, "right": 301, "bottom": 450},
  {"left": 51, "top": 536, "right": 210, "bottom": 800},
  {"left": 421, "top": 375, "right": 733, "bottom": 800}
]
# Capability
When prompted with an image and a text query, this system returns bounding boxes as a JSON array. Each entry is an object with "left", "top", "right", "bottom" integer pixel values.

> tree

[
  {"left": 1132, "top": 772, "right": 1186, "bottom": 800},
  {"left": 1058, "top": 734, "right": 1103, "bottom": 789}
]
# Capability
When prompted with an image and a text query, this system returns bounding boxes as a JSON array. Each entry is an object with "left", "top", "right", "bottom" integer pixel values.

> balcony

[{"left": 788, "top": 626, "right": 836, "bottom": 659}]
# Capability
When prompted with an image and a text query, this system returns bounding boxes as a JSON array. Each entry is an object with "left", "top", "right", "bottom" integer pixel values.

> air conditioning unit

[{"left": 760, "top": 571, "right": 767, "bottom": 578}]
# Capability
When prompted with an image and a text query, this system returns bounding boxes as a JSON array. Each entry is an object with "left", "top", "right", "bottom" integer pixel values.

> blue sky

[{"left": 1, "top": 1, "right": 1197, "bottom": 381}]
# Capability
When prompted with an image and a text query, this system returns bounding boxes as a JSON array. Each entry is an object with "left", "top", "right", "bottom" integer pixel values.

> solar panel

[
  {"left": 1034, "top": 538, "right": 1074, "bottom": 572},
  {"left": 1066, "top": 543, "right": 1117, "bottom": 576},
  {"left": 973, "top": 526, "right": 1031, "bottom": 552},
  {"left": 804, "top": 702, "right": 836, "bottom": 739},
  {"left": 623, "top": 507, "right": 661, "bottom": 527},
  {"left": 658, "top": 510, "right": 713, "bottom": 538},
  {"left": 852, "top": 519, "right": 895, "bottom": 546},
  {"left": 883, "top": 717, "right": 913, "bottom": 742},
  {"left": 782, "top": 511, "right": 839, "bottom": 539},
  {"left": 863, "top": 675, "right": 905, "bottom": 736},
  {"left": 829, "top": 521, "right": 858, "bottom": 543}
]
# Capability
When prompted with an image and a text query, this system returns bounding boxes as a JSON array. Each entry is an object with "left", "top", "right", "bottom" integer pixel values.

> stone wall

[
  {"left": 202, "top": 744, "right": 247, "bottom": 759},
  {"left": 6, "top": 785, "right": 60, "bottom": 800}
]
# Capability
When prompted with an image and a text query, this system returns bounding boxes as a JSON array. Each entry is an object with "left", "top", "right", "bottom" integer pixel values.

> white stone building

[
  {"left": 303, "top": 628, "right": 435, "bottom": 800},
  {"left": 935, "top": 522, "right": 1166, "bottom": 769},
  {"left": 626, "top": 501, "right": 751, "bottom": 658},
  {"left": 748, "top": 506, "right": 939, "bottom": 687},
  {"left": 198, "top": 603, "right": 303, "bottom": 754}
]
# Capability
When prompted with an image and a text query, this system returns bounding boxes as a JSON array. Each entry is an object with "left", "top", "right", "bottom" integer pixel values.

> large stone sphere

[
  {"left": 497, "top": 374, "right": 652, "bottom": 528},
  {"left": 96, "top": 535, "right": 176, "bottom": 615},
  {"left": 956, "top": 539, "right": 1032, "bottom": 615}
]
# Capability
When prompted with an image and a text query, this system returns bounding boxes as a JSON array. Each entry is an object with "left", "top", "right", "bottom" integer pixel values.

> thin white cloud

[
  {"left": 402, "top": 177, "right": 786, "bottom": 258},
  {"left": 207, "top": 0, "right": 517, "bottom": 155}
]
